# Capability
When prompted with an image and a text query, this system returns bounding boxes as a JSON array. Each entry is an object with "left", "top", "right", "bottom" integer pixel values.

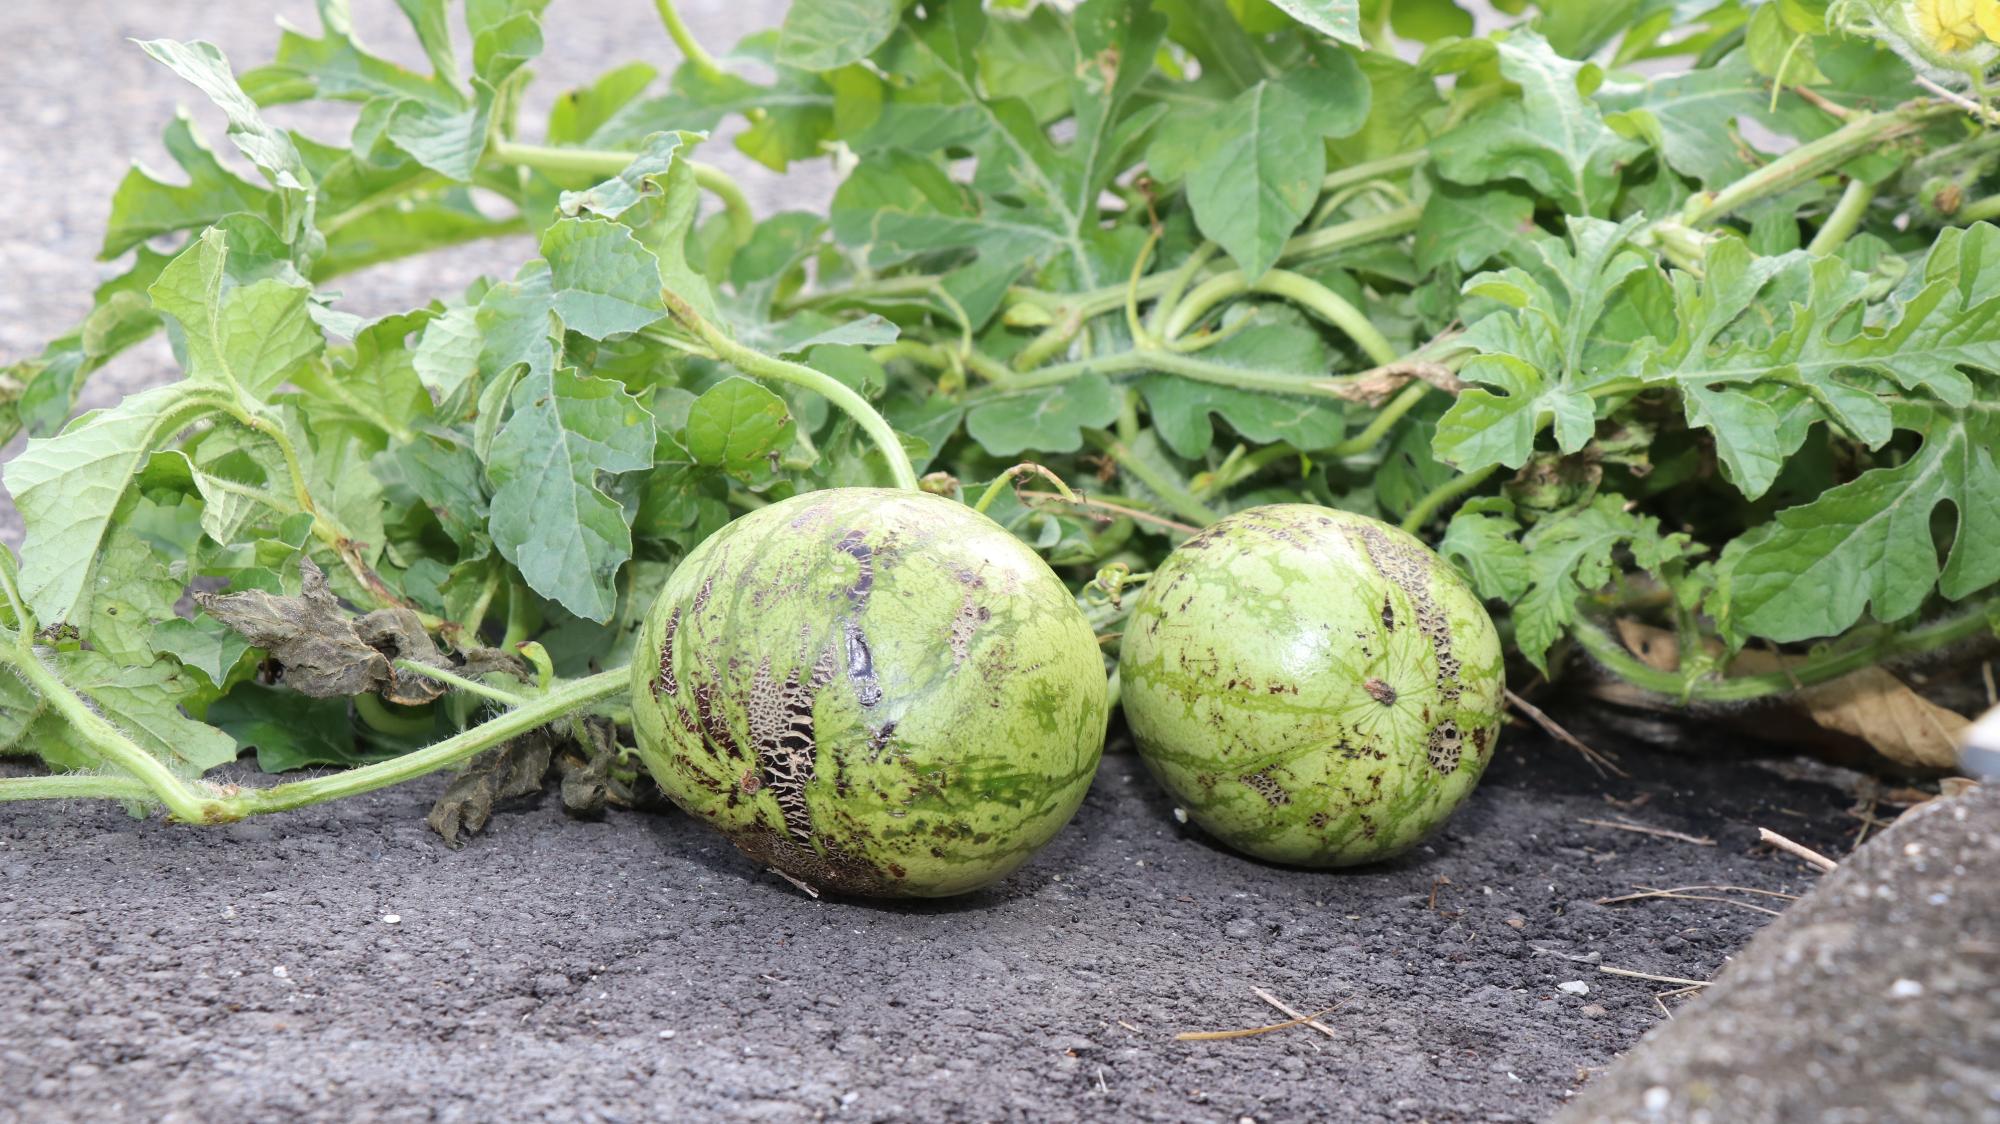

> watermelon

[
  {"left": 1118, "top": 505, "right": 1505, "bottom": 866},
  {"left": 630, "top": 488, "right": 1108, "bottom": 897}
]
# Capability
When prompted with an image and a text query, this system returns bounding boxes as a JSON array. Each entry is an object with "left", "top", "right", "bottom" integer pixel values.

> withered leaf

[
  {"left": 458, "top": 646, "right": 533, "bottom": 682},
  {"left": 426, "top": 730, "right": 559, "bottom": 848},
  {"left": 198, "top": 559, "right": 394, "bottom": 697},
  {"left": 354, "top": 606, "right": 449, "bottom": 704},
  {"left": 1613, "top": 620, "right": 1969, "bottom": 769},
  {"left": 556, "top": 718, "right": 665, "bottom": 819},
  {"left": 197, "top": 559, "right": 452, "bottom": 702}
]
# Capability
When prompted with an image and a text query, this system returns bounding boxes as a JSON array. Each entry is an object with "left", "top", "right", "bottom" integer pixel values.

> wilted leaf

[
  {"left": 197, "top": 558, "right": 449, "bottom": 701},
  {"left": 427, "top": 729, "right": 558, "bottom": 847},
  {"left": 1614, "top": 620, "right": 1970, "bottom": 769}
]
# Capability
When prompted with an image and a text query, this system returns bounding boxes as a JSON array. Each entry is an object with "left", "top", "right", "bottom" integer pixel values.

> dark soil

[{"left": 0, "top": 726, "right": 1856, "bottom": 1123}]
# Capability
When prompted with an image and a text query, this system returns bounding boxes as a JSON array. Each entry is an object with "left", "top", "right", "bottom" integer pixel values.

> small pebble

[
  {"left": 1504, "top": 917, "right": 1525, "bottom": 929},
  {"left": 1579, "top": 1004, "right": 1608, "bottom": 1018},
  {"left": 382, "top": 914, "right": 401, "bottom": 925},
  {"left": 1888, "top": 978, "right": 1923, "bottom": 998},
  {"left": 658, "top": 1029, "right": 677, "bottom": 1039},
  {"left": 272, "top": 966, "right": 289, "bottom": 979},
  {"left": 1558, "top": 981, "right": 1589, "bottom": 996}
]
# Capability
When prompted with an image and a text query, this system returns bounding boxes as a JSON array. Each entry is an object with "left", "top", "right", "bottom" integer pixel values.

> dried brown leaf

[
  {"left": 197, "top": 559, "right": 394, "bottom": 697},
  {"left": 1612, "top": 621, "right": 1969, "bottom": 768},
  {"left": 198, "top": 559, "right": 458, "bottom": 703},
  {"left": 355, "top": 607, "right": 449, "bottom": 704},
  {"left": 426, "top": 730, "right": 559, "bottom": 847}
]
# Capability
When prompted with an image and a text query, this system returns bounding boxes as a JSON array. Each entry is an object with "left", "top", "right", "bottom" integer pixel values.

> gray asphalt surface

[{"left": 2, "top": 735, "right": 1849, "bottom": 1123}]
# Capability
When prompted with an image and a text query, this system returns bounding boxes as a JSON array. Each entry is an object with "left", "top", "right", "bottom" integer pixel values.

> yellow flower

[
  {"left": 1977, "top": 0, "right": 2000, "bottom": 41},
  {"left": 1914, "top": 0, "right": 1984, "bottom": 52}
]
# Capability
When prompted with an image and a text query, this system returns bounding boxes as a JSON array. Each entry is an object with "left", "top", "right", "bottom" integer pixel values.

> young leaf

[
  {"left": 32, "top": 653, "right": 241, "bottom": 776},
  {"left": 965, "top": 373, "right": 1122, "bottom": 456},
  {"left": 1514, "top": 496, "right": 1688, "bottom": 671},
  {"left": 1434, "top": 216, "right": 1653, "bottom": 471},
  {"left": 151, "top": 615, "right": 254, "bottom": 690},
  {"left": 1645, "top": 227, "right": 2000, "bottom": 499},
  {"left": 1599, "top": 52, "right": 1836, "bottom": 189},
  {"left": 1430, "top": 31, "right": 1644, "bottom": 216},
  {"left": 382, "top": 86, "right": 495, "bottom": 182},
  {"left": 684, "top": 377, "right": 797, "bottom": 475},
  {"left": 558, "top": 131, "right": 693, "bottom": 220},
  {"left": 1264, "top": 0, "right": 1364, "bottom": 45},
  {"left": 138, "top": 39, "right": 317, "bottom": 250},
  {"left": 1438, "top": 497, "right": 1530, "bottom": 602},
  {"left": 1414, "top": 177, "right": 1536, "bottom": 274},
  {"left": 6, "top": 385, "right": 226, "bottom": 625},
  {"left": 1182, "top": 52, "right": 1370, "bottom": 279},
  {"left": 149, "top": 227, "right": 324, "bottom": 399},
  {"left": 485, "top": 368, "right": 655, "bottom": 622},
  {"left": 541, "top": 217, "right": 667, "bottom": 339},
  {"left": 778, "top": 0, "right": 905, "bottom": 71},
  {"left": 548, "top": 61, "right": 658, "bottom": 145}
]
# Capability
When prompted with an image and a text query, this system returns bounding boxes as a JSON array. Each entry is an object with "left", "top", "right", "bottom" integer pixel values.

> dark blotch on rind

[
  {"left": 749, "top": 642, "right": 837, "bottom": 844},
  {"left": 1348, "top": 525, "right": 1463, "bottom": 705},
  {"left": 1239, "top": 767, "right": 1291, "bottom": 808},
  {"left": 843, "top": 617, "right": 882, "bottom": 708},
  {"left": 1427, "top": 720, "right": 1463, "bottom": 774},
  {"left": 655, "top": 606, "right": 682, "bottom": 698},
  {"left": 837, "top": 530, "right": 875, "bottom": 610}
]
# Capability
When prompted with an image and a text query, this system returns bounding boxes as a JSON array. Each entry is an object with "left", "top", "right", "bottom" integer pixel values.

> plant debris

[{"left": 198, "top": 560, "right": 452, "bottom": 704}]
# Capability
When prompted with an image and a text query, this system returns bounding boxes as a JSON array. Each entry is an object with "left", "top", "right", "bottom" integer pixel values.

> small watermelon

[
  {"left": 1118, "top": 505, "right": 1504, "bottom": 867},
  {"left": 630, "top": 488, "right": 1107, "bottom": 897}
]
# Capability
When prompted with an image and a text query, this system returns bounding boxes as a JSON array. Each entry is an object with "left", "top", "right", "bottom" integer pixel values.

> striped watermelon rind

[{"left": 629, "top": 488, "right": 1108, "bottom": 897}]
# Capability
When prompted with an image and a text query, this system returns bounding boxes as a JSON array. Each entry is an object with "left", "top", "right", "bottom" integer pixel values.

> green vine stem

[
  {"left": 660, "top": 290, "right": 921, "bottom": 491},
  {"left": 0, "top": 665, "right": 629, "bottom": 820},
  {"left": 1320, "top": 151, "right": 1428, "bottom": 195},
  {"left": 1144, "top": 242, "right": 1218, "bottom": 339},
  {"left": 1569, "top": 607, "right": 1998, "bottom": 704},
  {"left": 1807, "top": 178, "right": 1876, "bottom": 255},
  {"left": 0, "top": 643, "right": 223, "bottom": 821},
  {"left": 650, "top": 0, "right": 725, "bottom": 82},
  {"left": 0, "top": 773, "right": 157, "bottom": 804},
  {"left": 483, "top": 140, "right": 756, "bottom": 246},
  {"left": 973, "top": 464, "right": 1082, "bottom": 515},
  {"left": 1160, "top": 268, "right": 1399, "bottom": 365},
  {"left": 1398, "top": 463, "right": 1499, "bottom": 533},
  {"left": 394, "top": 659, "right": 528, "bottom": 708},
  {"left": 965, "top": 346, "right": 1392, "bottom": 403},
  {"left": 1683, "top": 101, "right": 1954, "bottom": 227},
  {"left": 1328, "top": 381, "right": 1431, "bottom": 457},
  {"left": 1957, "top": 194, "right": 2000, "bottom": 223},
  {"left": 792, "top": 206, "right": 1420, "bottom": 326},
  {"left": 1085, "top": 433, "right": 1222, "bottom": 527},
  {"left": 225, "top": 671, "right": 627, "bottom": 817}
]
